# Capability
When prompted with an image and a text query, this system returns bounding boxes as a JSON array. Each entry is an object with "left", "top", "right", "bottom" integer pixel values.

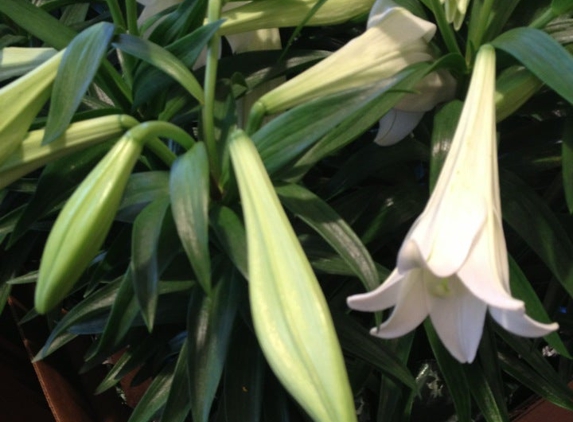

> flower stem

[
  {"left": 125, "top": 0, "right": 140, "bottom": 36},
  {"left": 429, "top": 0, "right": 461, "bottom": 56},
  {"left": 202, "top": 0, "right": 223, "bottom": 183},
  {"left": 530, "top": 8, "right": 555, "bottom": 29},
  {"left": 105, "top": 0, "right": 126, "bottom": 30}
]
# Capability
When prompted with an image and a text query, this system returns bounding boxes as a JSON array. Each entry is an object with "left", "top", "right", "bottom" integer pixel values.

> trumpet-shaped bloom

[
  {"left": 347, "top": 45, "right": 557, "bottom": 363},
  {"left": 258, "top": 1, "right": 454, "bottom": 145}
]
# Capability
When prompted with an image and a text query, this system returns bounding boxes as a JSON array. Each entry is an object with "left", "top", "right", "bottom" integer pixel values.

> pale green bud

[
  {"left": 35, "top": 126, "right": 145, "bottom": 314},
  {"left": 0, "top": 47, "right": 57, "bottom": 82},
  {"left": 0, "top": 50, "right": 63, "bottom": 164},
  {"left": 219, "top": 0, "right": 376, "bottom": 36},
  {"left": 495, "top": 66, "right": 543, "bottom": 122},
  {"left": 0, "top": 115, "right": 138, "bottom": 190}
]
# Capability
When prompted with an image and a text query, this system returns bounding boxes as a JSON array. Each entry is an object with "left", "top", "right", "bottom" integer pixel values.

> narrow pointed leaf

[
  {"left": 276, "top": 183, "right": 379, "bottom": 293},
  {"left": 160, "top": 340, "right": 191, "bottom": 422},
  {"left": 425, "top": 321, "right": 472, "bottom": 422},
  {"left": 464, "top": 363, "right": 508, "bottom": 422},
  {"left": 229, "top": 129, "right": 356, "bottom": 422},
  {"left": 508, "top": 256, "right": 570, "bottom": 357},
  {"left": 170, "top": 142, "right": 211, "bottom": 293},
  {"left": 563, "top": 117, "right": 573, "bottom": 213},
  {"left": 187, "top": 266, "right": 240, "bottom": 422},
  {"left": 43, "top": 22, "right": 115, "bottom": 144},
  {"left": 128, "top": 361, "right": 176, "bottom": 422},
  {"left": 131, "top": 197, "right": 171, "bottom": 330},
  {"left": 210, "top": 205, "right": 248, "bottom": 279},
  {"left": 133, "top": 21, "right": 221, "bottom": 107},
  {"left": 492, "top": 27, "right": 573, "bottom": 105},
  {"left": 500, "top": 170, "right": 573, "bottom": 297},
  {"left": 113, "top": 34, "right": 204, "bottom": 104}
]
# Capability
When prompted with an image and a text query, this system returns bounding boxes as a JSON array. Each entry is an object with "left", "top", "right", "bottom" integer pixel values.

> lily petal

[
  {"left": 373, "top": 109, "right": 424, "bottom": 146},
  {"left": 370, "top": 270, "right": 429, "bottom": 338},
  {"left": 347, "top": 268, "right": 404, "bottom": 312},
  {"left": 489, "top": 307, "right": 559, "bottom": 338},
  {"left": 398, "top": 191, "right": 488, "bottom": 277},
  {"left": 428, "top": 275, "right": 487, "bottom": 363}
]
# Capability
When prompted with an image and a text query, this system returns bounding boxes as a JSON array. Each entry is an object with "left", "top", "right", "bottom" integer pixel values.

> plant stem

[
  {"left": 202, "top": 0, "right": 223, "bottom": 184},
  {"left": 125, "top": 0, "right": 139, "bottom": 36},
  {"left": 105, "top": 0, "right": 126, "bottom": 30},
  {"left": 429, "top": 0, "right": 462, "bottom": 56},
  {"left": 530, "top": 8, "right": 555, "bottom": 29}
]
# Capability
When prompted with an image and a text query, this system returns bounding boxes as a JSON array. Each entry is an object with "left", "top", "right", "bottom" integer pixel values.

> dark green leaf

[
  {"left": 334, "top": 313, "right": 417, "bottom": 390},
  {"left": 131, "top": 197, "right": 171, "bottom": 330},
  {"left": 253, "top": 63, "right": 432, "bottom": 176},
  {"left": 170, "top": 143, "right": 211, "bottom": 293},
  {"left": 508, "top": 256, "right": 570, "bottom": 357},
  {"left": 563, "top": 117, "right": 573, "bottom": 213},
  {"left": 424, "top": 321, "right": 472, "bottom": 422},
  {"left": 492, "top": 27, "right": 573, "bottom": 105},
  {"left": 43, "top": 22, "right": 115, "bottom": 144},
  {"left": 276, "top": 183, "right": 379, "bottom": 293},
  {"left": 35, "top": 278, "right": 123, "bottom": 360},
  {"left": 500, "top": 170, "right": 573, "bottom": 297},
  {"left": 210, "top": 205, "right": 248, "bottom": 279},
  {"left": 187, "top": 265, "right": 241, "bottom": 422},
  {"left": 498, "top": 352, "right": 573, "bottom": 410},
  {"left": 113, "top": 33, "right": 204, "bottom": 104},
  {"left": 128, "top": 361, "right": 176, "bottom": 422},
  {"left": 464, "top": 363, "right": 508, "bottom": 422},
  {"left": 133, "top": 20, "right": 221, "bottom": 107},
  {"left": 161, "top": 340, "right": 192, "bottom": 422},
  {"left": 217, "top": 321, "right": 265, "bottom": 422},
  {"left": 430, "top": 100, "right": 463, "bottom": 189},
  {"left": 116, "top": 171, "right": 170, "bottom": 222}
]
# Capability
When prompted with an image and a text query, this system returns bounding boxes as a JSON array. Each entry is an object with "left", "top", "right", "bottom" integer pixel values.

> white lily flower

[
  {"left": 347, "top": 45, "right": 557, "bottom": 364},
  {"left": 440, "top": 0, "right": 470, "bottom": 30},
  {"left": 258, "top": 1, "right": 454, "bottom": 144}
]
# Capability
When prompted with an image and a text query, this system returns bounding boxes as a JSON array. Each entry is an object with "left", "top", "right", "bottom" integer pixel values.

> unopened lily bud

[
  {"left": 0, "top": 47, "right": 57, "bottom": 82},
  {"left": 0, "top": 50, "right": 63, "bottom": 164},
  {"left": 495, "top": 66, "right": 543, "bottom": 122},
  {"left": 219, "top": 0, "right": 375, "bottom": 36},
  {"left": 440, "top": 0, "right": 470, "bottom": 30},
  {"left": 35, "top": 127, "right": 145, "bottom": 314}
]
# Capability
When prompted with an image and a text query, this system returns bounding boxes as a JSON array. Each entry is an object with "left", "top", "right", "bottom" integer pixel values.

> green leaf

[
  {"left": 229, "top": 129, "right": 356, "bottom": 422},
  {"left": 0, "top": 283, "right": 11, "bottom": 316},
  {"left": 430, "top": 100, "right": 463, "bottom": 189},
  {"left": 170, "top": 143, "right": 211, "bottom": 293},
  {"left": 276, "top": 183, "right": 379, "bottom": 293},
  {"left": 160, "top": 339, "right": 192, "bottom": 422},
  {"left": 492, "top": 27, "right": 573, "bottom": 105},
  {"left": 43, "top": 22, "right": 115, "bottom": 145},
  {"left": 209, "top": 205, "right": 248, "bottom": 279},
  {"left": 87, "top": 270, "right": 140, "bottom": 362},
  {"left": 498, "top": 352, "right": 573, "bottom": 410},
  {"left": 113, "top": 33, "right": 205, "bottom": 104},
  {"left": 563, "top": 117, "right": 573, "bottom": 213},
  {"left": 133, "top": 20, "right": 221, "bottom": 107},
  {"left": 128, "top": 361, "right": 176, "bottom": 422},
  {"left": 495, "top": 328, "right": 573, "bottom": 407},
  {"left": 117, "top": 171, "right": 170, "bottom": 222},
  {"left": 552, "top": 0, "right": 573, "bottom": 15},
  {"left": 131, "top": 197, "right": 171, "bottom": 330},
  {"left": 148, "top": 0, "right": 207, "bottom": 45},
  {"left": 253, "top": 63, "right": 432, "bottom": 176},
  {"left": 95, "top": 335, "right": 162, "bottom": 395},
  {"left": 333, "top": 313, "right": 416, "bottom": 390},
  {"left": 500, "top": 170, "right": 573, "bottom": 297},
  {"left": 217, "top": 320, "right": 265, "bottom": 422},
  {"left": 187, "top": 265, "right": 241, "bottom": 422},
  {"left": 424, "top": 321, "right": 472, "bottom": 422},
  {"left": 35, "top": 277, "right": 123, "bottom": 360},
  {"left": 464, "top": 363, "right": 508, "bottom": 422},
  {"left": 508, "top": 256, "right": 570, "bottom": 357}
]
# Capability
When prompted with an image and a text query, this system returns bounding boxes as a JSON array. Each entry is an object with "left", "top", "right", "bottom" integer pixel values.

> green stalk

[
  {"left": 530, "top": 8, "right": 556, "bottom": 29},
  {"left": 105, "top": 0, "right": 126, "bottom": 30},
  {"left": 467, "top": 0, "right": 494, "bottom": 56},
  {"left": 146, "top": 138, "right": 178, "bottom": 167},
  {"left": 429, "top": 0, "right": 462, "bottom": 56},
  {"left": 202, "top": 0, "right": 223, "bottom": 184},
  {"left": 126, "top": 0, "right": 140, "bottom": 36}
]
